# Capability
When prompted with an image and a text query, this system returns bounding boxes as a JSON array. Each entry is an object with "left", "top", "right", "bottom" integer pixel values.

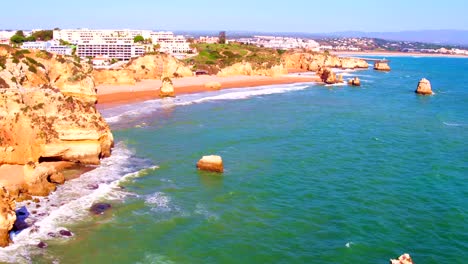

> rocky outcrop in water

[
  {"left": 374, "top": 61, "right": 391, "bottom": 71},
  {"left": 390, "top": 253, "right": 414, "bottom": 264},
  {"left": 348, "top": 77, "right": 361, "bottom": 86},
  {"left": 159, "top": 77, "right": 175, "bottom": 97},
  {"left": 0, "top": 187, "right": 15, "bottom": 247},
  {"left": 197, "top": 155, "right": 224, "bottom": 173},
  {"left": 415, "top": 78, "right": 433, "bottom": 95},
  {"left": 318, "top": 67, "right": 340, "bottom": 84}
]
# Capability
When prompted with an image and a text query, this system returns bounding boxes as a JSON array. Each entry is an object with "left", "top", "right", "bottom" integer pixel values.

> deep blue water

[{"left": 1, "top": 56, "right": 466, "bottom": 264}]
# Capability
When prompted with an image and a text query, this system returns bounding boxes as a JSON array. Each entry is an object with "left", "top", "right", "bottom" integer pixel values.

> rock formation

[
  {"left": 93, "top": 54, "right": 192, "bottom": 86},
  {"left": 0, "top": 46, "right": 113, "bottom": 246},
  {"left": 348, "top": 77, "right": 361, "bottom": 86},
  {"left": 0, "top": 187, "right": 15, "bottom": 247},
  {"left": 282, "top": 52, "right": 368, "bottom": 71},
  {"left": 318, "top": 67, "right": 339, "bottom": 84},
  {"left": 159, "top": 77, "right": 175, "bottom": 97},
  {"left": 197, "top": 155, "right": 224, "bottom": 173},
  {"left": 415, "top": 78, "right": 433, "bottom": 95},
  {"left": 390, "top": 253, "right": 414, "bottom": 264},
  {"left": 374, "top": 61, "right": 391, "bottom": 71}
]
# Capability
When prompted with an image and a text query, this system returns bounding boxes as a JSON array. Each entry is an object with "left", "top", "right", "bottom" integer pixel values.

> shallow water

[{"left": 1, "top": 57, "right": 467, "bottom": 263}]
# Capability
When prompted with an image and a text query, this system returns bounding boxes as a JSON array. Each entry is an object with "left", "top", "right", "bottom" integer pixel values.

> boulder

[
  {"left": 0, "top": 187, "right": 16, "bottom": 247},
  {"left": 197, "top": 155, "right": 224, "bottom": 173},
  {"left": 348, "top": 77, "right": 361, "bottom": 86},
  {"left": 89, "top": 203, "right": 112, "bottom": 215},
  {"left": 374, "top": 61, "right": 391, "bottom": 71},
  {"left": 415, "top": 78, "right": 433, "bottom": 95},
  {"left": 205, "top": 81, "right": 222, "bottom": 90},
  {"left": 159, "top": 77, "right": 175, "bottom": 97},
  {"left": 390, "top": 253, "right": 414, "bottom": 264},
  {"left": 319, "top": 68, "right": 338, "bottom": 84}
]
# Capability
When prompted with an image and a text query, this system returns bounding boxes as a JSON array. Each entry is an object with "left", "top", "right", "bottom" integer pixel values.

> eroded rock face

[
  {"left": 390, "top": 253, "right": 414, "bottom": 264},
  {"left": 415, "top": 78, "right": 433, "bottom": 95},
  {"left": 197, "top": 155, "right": 224, "bottom": 173},
  {"left": 159, "top": 77, "right": 175, "bottom": 97},
  {"left": 348, "top": 77, "right": 361, "bottom": 86},
  {"left": 0, "top": 89, "right": 113, "bottom": 165},
  {"left": 282, "top": 53, "right": 369, "bottom": 71},
  {"left": 374, "top": 62, "right": 391, "bottom": 71},
  {"left": 318, "top": 67, "right": 339, "bottom": 84},
  {"left": 0, "top": 187, "right": 16, "bottom": 247},
  {"left": 93, "top": 54, "right": 193, "bottom": 86}
]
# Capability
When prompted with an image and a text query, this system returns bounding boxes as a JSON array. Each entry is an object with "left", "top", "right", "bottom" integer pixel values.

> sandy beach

[{"left": 97, "top": 74, "right": 321, "bottom": 108}]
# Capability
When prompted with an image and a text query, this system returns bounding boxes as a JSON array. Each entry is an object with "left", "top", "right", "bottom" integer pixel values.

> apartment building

[
  {"left": 21, "top": 41, "right": 73, "bottom": 55},
  {"left": 53, "top": 29, "right": 191, "bottom": 60}
]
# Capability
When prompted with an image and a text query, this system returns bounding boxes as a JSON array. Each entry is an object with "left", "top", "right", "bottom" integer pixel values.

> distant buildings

[
  {"left": 0, "top": 31, "right": 15, "bottom": 45},
  {"left": 237, "top": 36, "right": 320, "bottom": 51},
  {"left": 21, "top": 41, "right": 73, "bottom": 55},
  {"left": 52, "top": 29, "right": 192, "bottom": 60}
]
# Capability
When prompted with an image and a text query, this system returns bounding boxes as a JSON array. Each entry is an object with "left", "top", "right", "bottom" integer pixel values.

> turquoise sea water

[{"left": 1, "top": 57, "right": 467, "bottom": 263}]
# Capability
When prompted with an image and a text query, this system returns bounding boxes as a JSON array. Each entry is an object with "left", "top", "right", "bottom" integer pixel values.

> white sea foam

[
  {"left": 443, "top": 122, "right": 466, "bottom": 127},
  {"left": 101, "top": 83, "right": 314, "bottom": 125},
  {"left": 145, "top": 192, "right": 170, "bottom": 209},
  {"left": 0, "top": 142, "right": 157, "bottom": 263}
]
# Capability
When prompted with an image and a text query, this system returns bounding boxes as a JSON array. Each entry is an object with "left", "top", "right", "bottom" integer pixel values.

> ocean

[{"left": 1, "top": 56, "right": 467, "bottom": 263}]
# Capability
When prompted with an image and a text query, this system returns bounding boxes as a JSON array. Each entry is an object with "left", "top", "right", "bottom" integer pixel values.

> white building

[
  {"left": 22, "top": 41, "right": 51, "bottom": 50},
  {"left": 237, "top": 36, "right": 320, "bottom": 51},
  {"left": 0, "top": 30, "right": 16, "bottom": 44},
  {"left": 21, "top": 41, "right": 73, "bottom": 55},
  {"left": 53, "top": 29, "right": 192, "bottom": 60}
]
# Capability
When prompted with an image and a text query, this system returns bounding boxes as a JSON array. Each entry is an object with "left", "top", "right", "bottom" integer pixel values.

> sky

[{"left": 1, "top": 0, "right": 467, "bottom": 32}]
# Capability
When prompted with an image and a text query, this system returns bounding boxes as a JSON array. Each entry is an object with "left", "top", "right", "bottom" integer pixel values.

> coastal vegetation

[{"left": 185, "top": 43, "right": 283, "bottom": 74}]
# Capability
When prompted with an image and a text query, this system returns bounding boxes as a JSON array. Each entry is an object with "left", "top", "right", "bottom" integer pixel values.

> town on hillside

[{"left": 0, "top": 29, "right": 466, "bottom": 69}]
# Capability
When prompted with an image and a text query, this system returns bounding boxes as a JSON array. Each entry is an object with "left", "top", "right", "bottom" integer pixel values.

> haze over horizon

[{"left": 2, "top": 0, "right": 467, "bottom": 33}]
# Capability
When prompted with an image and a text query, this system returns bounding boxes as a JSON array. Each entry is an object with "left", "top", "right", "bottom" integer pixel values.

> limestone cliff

[
  {"left": 0, "top": 46, "right": 113, "bottom": 246},
  {"left": 282, "top": 52, "right": 369, "bottom": 71},
  {"left": 93, "top": 54, "right": 193, "bottom": 86},
  {"left": 0, "top": 187, "right": 15, "bottom": 247},
  {"left": 217, "top": 62, "right": 288, "bottom": 77}
]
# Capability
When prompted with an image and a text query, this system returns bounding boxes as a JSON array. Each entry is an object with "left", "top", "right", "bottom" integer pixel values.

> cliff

[
  {"left": 282, "top": 52, "right": 369, "bottom": 71},
  {"left": 93, "top": 54, "right": 193, "bottom": 86},
  {"left": 0, "top": 46, "right": 113, "bottom": 246}
]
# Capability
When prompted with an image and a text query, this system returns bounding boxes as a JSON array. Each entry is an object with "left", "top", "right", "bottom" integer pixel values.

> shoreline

[
  {"left": 332, "top": 50, "right": 468, "bottom": 58},
  {"left": 97, "top": 74, "right": 321, "bottom": 109}
]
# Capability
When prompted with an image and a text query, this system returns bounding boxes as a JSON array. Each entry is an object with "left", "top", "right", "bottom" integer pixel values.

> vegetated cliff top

[{"left": 185, "top": 43, "right": 287, "bottom": 74}]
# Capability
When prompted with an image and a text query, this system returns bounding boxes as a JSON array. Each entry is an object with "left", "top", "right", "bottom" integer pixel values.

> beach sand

[{"left": 97, "top": 74, "right": 321, "bottom": 108}]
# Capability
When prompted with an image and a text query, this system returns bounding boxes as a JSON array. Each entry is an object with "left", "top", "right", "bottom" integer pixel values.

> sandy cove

[{"left": 96, "top": 74, "right": 321, "bottom": 108}]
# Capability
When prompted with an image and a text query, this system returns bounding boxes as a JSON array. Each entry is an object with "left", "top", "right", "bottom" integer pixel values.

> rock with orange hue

[
  {"left": 217, "top": 62, "right": 254, "bottom": 77},
  {"left": 159, "top": 77, "right": 175, "bottom": 97},
  {"left": 93, "top": 69, "right": 136, "bottom": 86},
  {"left": 319, "top": 67, "right": 338, "bottom": 84},
  {"left": 197, "top": 155, "right": 224, "bottom": 173},
  {"left": 374, "top": 61, "right": 391, "bottom": 71},
  {"left": 348, "top": 77, "right": 361, "bottom": 86},
  {"left": 281, "top": 52, "right": 368, "bottom": 71},
  {"left": 0, "top": 187, "right": 16, "bottom": 247},
  {"left": 390, "top": 253, "right": 414, "bottom": 264},
  {"left": 415, "top": 78, "right": 433, "bottom": 95}
]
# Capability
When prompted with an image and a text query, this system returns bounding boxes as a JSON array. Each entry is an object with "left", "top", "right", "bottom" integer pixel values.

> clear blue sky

[{"left": 2, "top": 0, "right": 467, "bottom": 32}]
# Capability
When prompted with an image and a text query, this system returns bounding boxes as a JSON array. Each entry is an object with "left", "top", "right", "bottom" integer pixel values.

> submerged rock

[
  {"left": 59, "top": 229, "right": 73, "bottom": 237},
  {"left": 390, "top": 253, "right": 414, "bottom": 264},
  {"left": 89, "top": 203, "right": 112, "bottom": 215},
  {"left": 415, "top": 78, "right": 433, "bottom": 95},
  {"left": 37, "top": 241, "right": 48, "bottom": 249},
  {"left": 197, "top": 155, "right": 224, "bottom": 173},
  {"left": 86, "top": 183, "right": 99, "bottom": 190}
]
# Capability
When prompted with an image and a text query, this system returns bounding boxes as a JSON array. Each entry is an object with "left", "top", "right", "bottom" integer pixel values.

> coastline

[
  {"left": 332, "top": 50, "right": 468, "bottom": 58},
  {"left": 97, "top": 74, "right": 321, "bottom": 109}
]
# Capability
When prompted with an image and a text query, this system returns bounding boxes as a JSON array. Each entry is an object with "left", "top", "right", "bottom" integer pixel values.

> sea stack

[
  {"left": 348, "top": 77, "right": 361, "bottom": 86},
  {"left": 374, "top": 61, "right": 391, "bottom": 71},
  {"left": 319, "top": 67, "right": 338, "bottom": 84},
  {"left": 390, "top": 253, "right": 414, "bottom": 264},
  {"left": 159, "top": 77, "right": 175, "bottom": 97},
  {"left": 415, "top": 78, "right": 434, "bottom": 95},
  {"left": 197, "top": 155, "right": 224, "bottom": 173}
]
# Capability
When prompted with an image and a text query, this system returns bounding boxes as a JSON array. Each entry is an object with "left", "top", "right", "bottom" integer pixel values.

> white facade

[
  {"left": 237, "top": 36, "right": 320, "bottom": 51},
  {"left": 21, "top": 41, "right": 73, "bottom": 55},
  {"left": 0, "top": 31, "right": 16, "bottom": 44},
  {"left": 53, "top": 29, "right": 192, "bottom": 59},
  {"left": 22, "top": 41, "right": 51, "bottom": 50}
]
